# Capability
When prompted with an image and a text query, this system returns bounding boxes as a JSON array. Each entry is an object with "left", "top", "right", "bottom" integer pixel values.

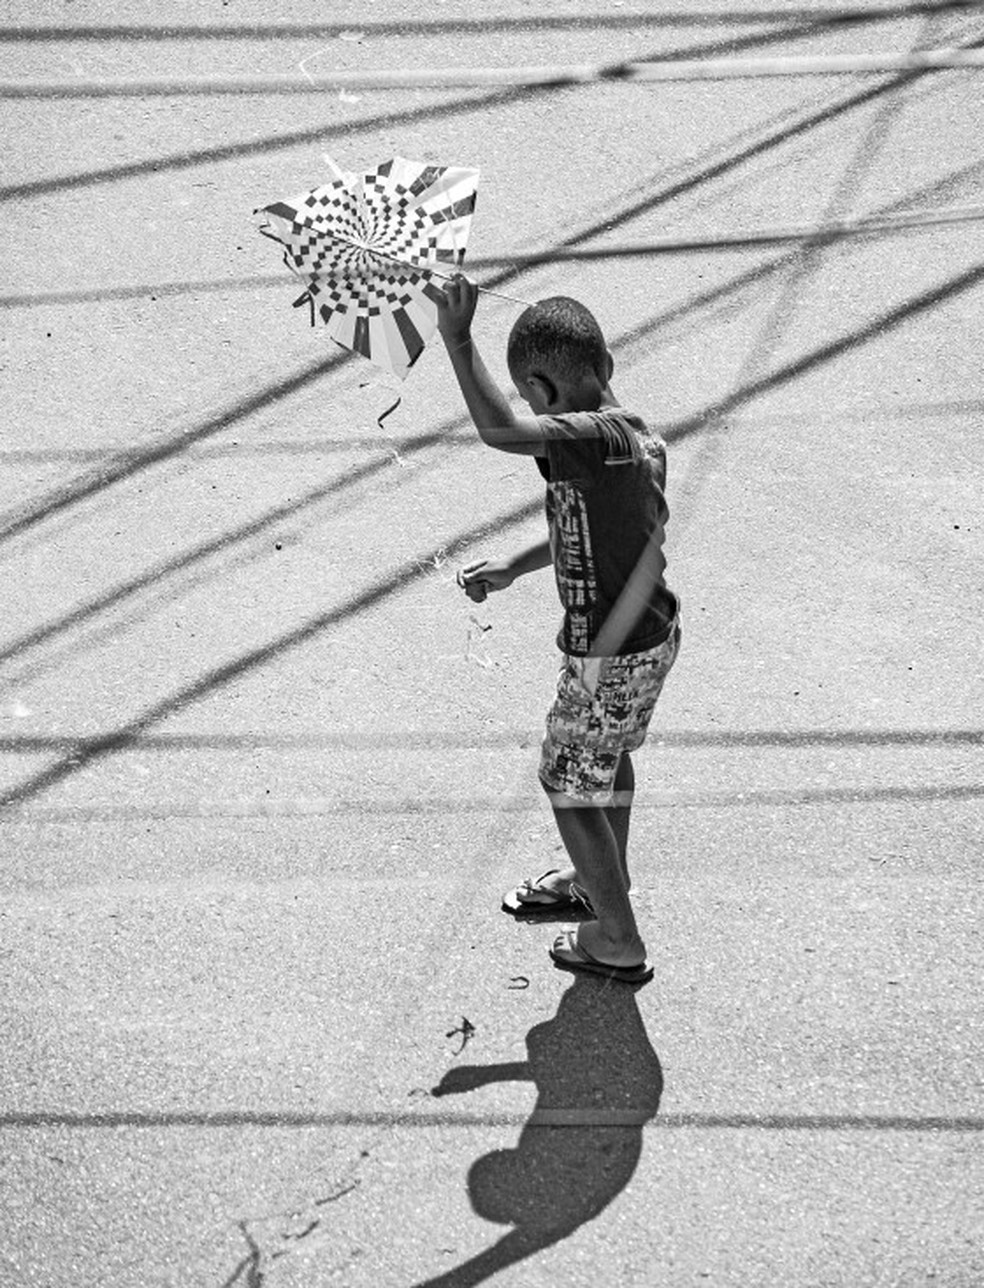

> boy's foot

[
  {"left": 549, "top": 929, "right": 653, "bottom": 985},
  {"left": 502, "top": 869, "right": 594, "bottom": 916}
]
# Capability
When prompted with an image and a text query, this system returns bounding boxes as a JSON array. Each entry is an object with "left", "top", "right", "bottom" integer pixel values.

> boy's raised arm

[{"left": 437, "top": 275, "right": 545, "bottom": 456}]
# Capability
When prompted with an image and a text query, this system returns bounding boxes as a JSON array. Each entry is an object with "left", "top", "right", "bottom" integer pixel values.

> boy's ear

[
  {"left": 605, "top": 350, "right": 615, "bottom": 382},
  {"left": 527, "top": 372, "right": 558, "bottom": 409}
]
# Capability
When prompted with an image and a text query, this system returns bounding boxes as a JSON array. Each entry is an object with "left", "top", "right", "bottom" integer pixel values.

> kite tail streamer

[
  {"left": 376, "top": 394, "right": 402, "bottom": 429},
  {"left": 293, "top": 290, "right": 316, "bottom": 326}
]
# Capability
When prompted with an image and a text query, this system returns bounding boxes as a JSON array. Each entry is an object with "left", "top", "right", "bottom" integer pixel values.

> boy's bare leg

[
  {"left": 536, "top": 752, "right": 635, "bottom": 898},
  {"left": 546, "top": 789, "right": 646, "bottom": 966},
  {"left": 605, "top": 751, "right": 634, "bottom": 888}
]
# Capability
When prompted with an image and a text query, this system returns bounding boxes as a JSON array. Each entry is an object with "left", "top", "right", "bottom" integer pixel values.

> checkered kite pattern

[{"left": 258, "top": 156, "right": 480, "bottom": 380}]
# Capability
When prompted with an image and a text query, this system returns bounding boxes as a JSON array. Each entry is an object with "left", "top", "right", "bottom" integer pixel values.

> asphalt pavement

[{"left": 1, "top": 2, "right": 982, "bottom": 1285}]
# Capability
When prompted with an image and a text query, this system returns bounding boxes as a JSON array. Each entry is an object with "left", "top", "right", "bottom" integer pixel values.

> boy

[{"left": 437, "top": 275, "right": 680, "bottom": 985}]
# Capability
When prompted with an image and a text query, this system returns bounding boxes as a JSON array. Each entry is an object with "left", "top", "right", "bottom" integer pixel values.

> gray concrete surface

[{"left": 1, "top": 2, "right": 982, "bottom": 1285}]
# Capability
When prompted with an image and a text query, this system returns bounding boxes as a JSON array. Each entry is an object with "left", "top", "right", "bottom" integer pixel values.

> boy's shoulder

[
  {"left": 538, "top": 405, "right": 656, "bottom": 440},
  {"left": 538, "top": 407, "right": 663, "bottom": 468}
]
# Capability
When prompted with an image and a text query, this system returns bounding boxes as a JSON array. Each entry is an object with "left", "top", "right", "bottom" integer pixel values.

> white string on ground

[{"left": 5, "top": 47, "right": 984, "bottom": 96}]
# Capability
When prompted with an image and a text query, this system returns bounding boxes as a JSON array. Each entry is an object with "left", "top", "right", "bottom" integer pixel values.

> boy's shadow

[{"left": 412, "top": 973, "right": 662, "bottom": 1287}]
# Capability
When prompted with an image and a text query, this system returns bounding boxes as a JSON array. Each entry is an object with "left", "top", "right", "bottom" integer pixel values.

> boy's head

[{"left": 507, "top": 296, "right": 613, "bottom": 414}]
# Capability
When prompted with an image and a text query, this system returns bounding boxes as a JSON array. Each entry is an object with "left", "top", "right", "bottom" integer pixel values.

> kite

[{"left": 257, "top": 155, "right": 480, "bottom": 380}]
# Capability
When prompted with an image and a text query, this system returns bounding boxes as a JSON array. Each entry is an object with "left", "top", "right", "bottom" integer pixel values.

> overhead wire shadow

[
  {"left": 489, "top": 29, "right": 984, "bottom": 299},
  {"left": 1, "top": 23, "right": 974, "bottom": 319},
  {"left": 0, "top": 413, "right": 476, "bottom": 682},
  {"left": 2, "top": 78, "right": 870, "bottom": 694},
  {"left": 3, "top": 727, "right": 979, "bottom": 754},
  {"left": 0, "top": 8, "right": 815, "bottom": 204},
  {"left": 1, "top": 130, "right": 978, "bottom": 682},
  {"left": 0, "top": 29, "right": 819, "bottom": 536},
  {"left": 613, "top": 156, "right": 984, "bottom": 364},
  {"left": 1, "top": 1107, "right": 980, "bottom": 1130},
  {"left": 0, "top": 3, "right": 950, "bottom": 205},
  {"left": 0, "top": 347, "right": 352, "bottom": 545},
  {"left": 18, "top": 781, "right": 979, "bottom": 821},
  {"left": 2, "top": 237, "right": 978, "bottom": 812},
  {"left": 3, "top": 3, "right": 981, "bottom": 44},
  {"left": 0, "top": 13, "right": 979, "bottom": 807},
  {"left": 7, "top": 139, "right": 974, "bottom": 681},
  {"left": 0, "top": 84, "right": 549, "bottom": 204},
  {"left": 4, "top": 139, "right": 976, "bottom": 681},
  {"left": 649, "top": 4, "right": 953, "bottom": 535},
  {"left": 3, "top": 16, "right": 967, "bottom": 549},
  {"left": 661, "top": 257, "right": 984, "bottom": 444},
  {"left": 0, "top": 22, "right": 896, "bottom": 554},
  {"left": 0, "top": 493, "right": 544, "bottom": 810}
]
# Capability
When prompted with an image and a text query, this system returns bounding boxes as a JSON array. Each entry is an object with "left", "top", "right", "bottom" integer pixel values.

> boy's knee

[
  {"left": 539, "top": 777, "right": 579, "bottom": 809},
  {"left": 539, "top": 777, "right": 633, "bottom": 811}
]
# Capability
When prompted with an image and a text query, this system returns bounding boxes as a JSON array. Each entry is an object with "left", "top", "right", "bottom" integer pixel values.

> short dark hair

[{"left": 507, "top": 296, "right": 608, "bottom": 385}]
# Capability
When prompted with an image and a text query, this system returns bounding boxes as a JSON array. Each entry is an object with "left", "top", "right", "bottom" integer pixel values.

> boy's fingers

[
  {"left": 457, "top": 569, "right": 487, "bottom": 598},
  {"left": 457, "top": 562, "right": 488, "bottom": 586}
]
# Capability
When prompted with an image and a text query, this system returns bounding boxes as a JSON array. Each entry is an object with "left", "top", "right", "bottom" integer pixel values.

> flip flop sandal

[
  {"left": 549, "top": 929, "right": 653, "bottom": 985},
  {"left": 502, "top": 869, "right": 595, "bottom": 916}
]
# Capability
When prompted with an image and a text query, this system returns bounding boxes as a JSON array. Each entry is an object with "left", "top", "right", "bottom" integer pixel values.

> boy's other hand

[
  {"left": 456, "top": 558, "right": 514, "bottom": 602},
  {"left": 437, "top": 272, "right": 479, "bottom": 343}
]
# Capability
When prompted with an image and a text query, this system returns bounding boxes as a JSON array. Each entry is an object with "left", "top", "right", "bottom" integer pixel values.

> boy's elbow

[{"left": 476, "top": 421, "right": 514, "bottom": 451}]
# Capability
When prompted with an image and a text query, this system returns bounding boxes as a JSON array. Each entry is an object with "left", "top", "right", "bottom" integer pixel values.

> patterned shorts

[{"left": 539, "top": 618, "right": 680, "bottom": 804}]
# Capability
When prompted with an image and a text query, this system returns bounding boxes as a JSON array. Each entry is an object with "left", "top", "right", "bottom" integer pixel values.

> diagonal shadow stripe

[
  {"left": 651, "top": 13, "right": 931, "bottom": 564},
  {"left": 0, "top": 84, "right": 542, "bottom": 204},
  {"left": 492, "top": 39, "right": 984, "bottom": 295},
  {"left": 662, "top": 259, "right": 984, "bottom": 442},
  {"left": 0, "top": 348, "right": 350, "bottom": 543},
  {"left": 0, "top": 29, "right": 977, "bottom": 807},
  {"left": 0, "top": 19, "right": 792, "bottom": 203},
  {"left": 1, "top": 252, "right": 979, "bottom": 810},
  {"left": 4, "top": 3, "right": 981, "bottom": 40},
  {"left": 613, "top": 156, "right": 984, "bottom": 363},
  {"left": 0, "top": 9, "right": 930, "bottom": 206},
  {"left": 0, "top": 65, "right": 874, "bottom": 548},
  {"left": 0, "top": 210, "right": 971, "bottom": 676},
  {"left": 0, "top": 412, "right": 472, "bottom": 669},
  {"left": 5, "top": 32, "right": 971, "bottom": 332},
  {"left": 0, "top": 496, "right": 543, "bottom": 810},
  {"left": 2, "top": 36, "right": 966, "bottom": 549},
  {"left": 6, "top": 200, "right": 984, "bottom": 312},
  {"left": 4, "top": 143, "right": 971, "bottom": 678}
]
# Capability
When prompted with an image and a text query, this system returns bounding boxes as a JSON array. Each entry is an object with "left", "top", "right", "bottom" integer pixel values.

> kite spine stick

[
  {"left": 428, "top": 266, "right": 532, "bottom": 308},
  {"left": 314, "top": 230, "right": 532, "bottom": 307}
]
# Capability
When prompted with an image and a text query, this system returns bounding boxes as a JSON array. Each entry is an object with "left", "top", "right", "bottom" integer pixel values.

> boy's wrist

[{"left": 441, "top": 329, "right": 473, "bottom": 352}]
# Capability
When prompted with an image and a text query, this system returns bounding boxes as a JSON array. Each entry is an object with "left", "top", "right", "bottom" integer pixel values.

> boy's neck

[{"left": 555, "top": 382, "right": 619, "bottom": 414}]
